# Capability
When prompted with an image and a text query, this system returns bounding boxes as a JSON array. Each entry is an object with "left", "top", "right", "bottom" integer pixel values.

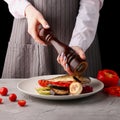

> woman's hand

[
  {"left": 25, "top": 4, "right": 50, "bottom": 45},
  {"left": 57, "top": 46, "right": 86, "bottom": 75}
]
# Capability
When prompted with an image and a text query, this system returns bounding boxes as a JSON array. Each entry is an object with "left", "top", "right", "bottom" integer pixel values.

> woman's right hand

[
  {"left": 57, "top": 46, "right": 86, "bottom": 75},
  {"left": 25, "top": 4, "right": 50, "bottom": 45}
]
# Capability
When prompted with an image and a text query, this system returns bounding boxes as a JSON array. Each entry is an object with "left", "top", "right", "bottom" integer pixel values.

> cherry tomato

[
  {"left": 9, "top": 93, "right": 17, "bottom": 102},
  {"left": 97, "top": 69, "right": 119, "bottom": 87},
  {"left": 0, "top": 98, "right": 3, "bottom": 104},
  {"left": 0, "top": 87, "right": 8, "bottom": 96},
  {"left": 18, "top": 100, "right": 26, "bottom": 107}
]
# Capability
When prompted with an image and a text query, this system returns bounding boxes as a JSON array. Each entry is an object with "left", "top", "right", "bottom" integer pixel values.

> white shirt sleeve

[
  {"left": 69, "top": 0, "right": 104, "bottom": 52},
  {"left": 3, "top": 0, "right": 31, "bottom": 18}
]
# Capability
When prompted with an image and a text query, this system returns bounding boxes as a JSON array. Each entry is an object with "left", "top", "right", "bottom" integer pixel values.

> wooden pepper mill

[{"left": 39, "top": 28, "right": 88, "bottom": 76}]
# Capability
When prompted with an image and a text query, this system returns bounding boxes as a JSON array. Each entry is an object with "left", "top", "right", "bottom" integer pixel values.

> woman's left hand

[
  {"left": 57, "top": 46, "right": 86, "bottom": 75},
  {"left": 25, "top": 4, "right": 50, "bottom": 45}
]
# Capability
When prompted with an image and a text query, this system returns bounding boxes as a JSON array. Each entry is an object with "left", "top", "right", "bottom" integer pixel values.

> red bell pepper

[
  {"left": 97, "top": 69, "right": 119, "bottom": 87},
  {"left": 104, "top": 86, "right": 120, "bottom": 97},
  {"left": 38, "top": 79, "right": 72, "bottom": 88}
]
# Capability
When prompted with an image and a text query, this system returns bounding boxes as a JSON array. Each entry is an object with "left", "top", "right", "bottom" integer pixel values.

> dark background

[
  {"left": 97, "top": 1, "right": 120, "bottom": 76},
  {"left": 0, "top": 1, "right": 13, "bottom": 77},
  {"left": 0, "top": 1, "right": 120, "bottom": 77}
]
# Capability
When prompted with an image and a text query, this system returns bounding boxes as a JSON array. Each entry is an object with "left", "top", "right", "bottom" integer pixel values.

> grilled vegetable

[
  {"left": 36, "top": 87, "right": 51, "bottom": 95},
  {"left": 69, "top": 82, "right": 83, "bottom": 95},
  {"left": 97, "top": 69, "right": 119, "bottom": 87},
  {"left": 38, "top": 74, "right": 91, "bottom": 87},
  {"left": 37, "top": 74, "right": 92, "bottom": 95},
  {"left": 51, "top": 86, "right": 69, "bottom": 95}
]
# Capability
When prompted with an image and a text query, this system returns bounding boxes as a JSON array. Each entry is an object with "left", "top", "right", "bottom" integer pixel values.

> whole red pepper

[{"left": 97, "top": 69, "right": 119, "bottom": 87}]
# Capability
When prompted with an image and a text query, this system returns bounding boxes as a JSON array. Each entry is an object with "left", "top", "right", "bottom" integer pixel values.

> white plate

[{"left": 17, "top": 74, "right": 104, "bottom": 100}]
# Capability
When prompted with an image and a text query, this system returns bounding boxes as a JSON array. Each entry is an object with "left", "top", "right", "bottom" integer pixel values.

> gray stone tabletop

[{"left": 0, "top": 78, "right": 120, "bottom": 120}]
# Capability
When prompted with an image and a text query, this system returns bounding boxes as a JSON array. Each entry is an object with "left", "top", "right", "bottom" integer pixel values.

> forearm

[
  {"left": 3, "top": 0, "right": 31, "bottom": 18},
  {"left": 69, "top": 0, "right": 104, "bottom": 52}
]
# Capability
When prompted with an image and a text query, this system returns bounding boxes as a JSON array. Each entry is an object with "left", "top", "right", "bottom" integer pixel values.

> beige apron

[{"left": 2, "top": 0, "right": 101, "bottom": 78}]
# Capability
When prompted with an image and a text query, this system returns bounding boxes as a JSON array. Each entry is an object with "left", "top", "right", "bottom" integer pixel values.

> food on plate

[
  {"left": 69, "top": 82, "right": 83, "bottom": 95},
  {"left": 38, "top": 75, "right": 90, "bottom": 87},
  {"left": 36, "top": 74, "right": 93, "bottom": 95},
  {"left": 97, "top": 69, "right": 119, "bottom": 87},
  {"left": 82, "top": 85, "right": 93, "bottom": 93},
  {"left": 36, "top": 86, "right": 51, "bottom": 95},
  {"left": 51, "top": 86, "right": 69, "bottom": 95}
]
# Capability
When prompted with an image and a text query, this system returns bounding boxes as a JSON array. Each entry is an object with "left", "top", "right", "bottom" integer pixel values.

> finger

[
  {"left": 78, "top": 50, "right": 86, "bottom": 60},
  {"left": 59, "top": 52, "right": 64, "bottom": 62},
  {"left": 29, "top": 24, "right": 46, "bottom": 45},
  {"left": 57, "top": 54, "right": 61, "bottom": 64},
  {"left": 65, "top": 64, "right": 74, "bottom": 75},
  {"left": 62, "top": 56, "right": 67, "bottom": 67},
  {"left": 57, "top": 53, "right": 66, "bottom": 64},
  {"left": 38, "top": 16, "right": 50, "bottom": 29},
  {"left": 71, "top": 46, "right": 86, "bottom": 60},
  {"left": 59, "top": 56, "right": 67, "bottom": 70}
]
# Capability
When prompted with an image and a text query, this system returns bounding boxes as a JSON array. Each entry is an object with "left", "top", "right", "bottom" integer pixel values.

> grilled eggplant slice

[{"left": 51, "top": 86, "right": 69, "bottom": 95}]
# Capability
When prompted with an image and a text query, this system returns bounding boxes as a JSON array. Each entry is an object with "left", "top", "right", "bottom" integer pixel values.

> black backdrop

[
  {"left": 0, "top": 1, "right": 13, "bottom": 77},
  {"left": 0, "top": 1, "right": 120, "bottom": 77},
  {"left": 97, "top": 0, "right": 120, "bottom": 76}
]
